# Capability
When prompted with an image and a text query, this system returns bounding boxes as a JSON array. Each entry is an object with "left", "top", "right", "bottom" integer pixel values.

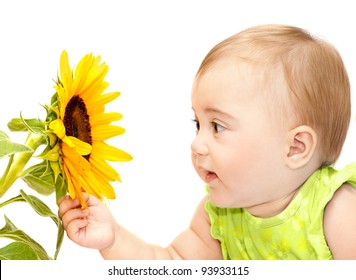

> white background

[{"left": 0, "top": 0, "right": 355, "bottom": 261}]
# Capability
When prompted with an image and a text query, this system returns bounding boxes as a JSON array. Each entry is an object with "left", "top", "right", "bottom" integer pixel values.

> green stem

[{"left": 0, "top": 133, "right": 44, "bottom": 198}]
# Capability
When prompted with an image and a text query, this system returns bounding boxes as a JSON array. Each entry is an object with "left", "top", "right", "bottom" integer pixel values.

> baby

[{"left": 58, "top": 24, "right": 356, "bottom": 259}]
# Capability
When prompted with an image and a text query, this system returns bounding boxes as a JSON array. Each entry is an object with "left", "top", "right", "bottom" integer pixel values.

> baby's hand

[{"left": 58, "top": 195, "right": 118, "bottom": 251}]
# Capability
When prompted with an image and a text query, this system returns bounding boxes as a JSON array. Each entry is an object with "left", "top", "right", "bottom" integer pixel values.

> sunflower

[{"left": 48, "top": 51, "right": 132, "bottom": 208}]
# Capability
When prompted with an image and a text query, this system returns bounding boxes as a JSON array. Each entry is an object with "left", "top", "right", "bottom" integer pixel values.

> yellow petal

[
  {"left": 90, "top": 112, "right": 122, "bottom": 126},
  {"left": 90, "top": 156, "right": 120, "bottom": 181},
  {"left": 91, "top": 142, "right": 133, "bottom": 162},
  {"left": 67, "top": 136, "right": 92, "bottom": 155},
  {"left": 55, "top": 86, "right": 70, "bottom": 120},
  {"left": 72, "top": 54, "right": 93, "bottom": 93},
  {"left": 91, "top": 125, "right": 125, "bottom": 141},
  {"left": 62, "top": 143, "right": 91, "bottom": 172},
  {"left": 49, "top": 119, "right": 66, "bottom": 139},
  {"left": 85, "top": 171, "right": 115, "bottom": 199},
  {"left": 79, "top": 174, "right": 102, "bottom": 199},
  {"left": 63, "top": 164, "right": 76, "bottom": 199},
  {"left": 86, "top": 92, "right": 120, "bottom": 114},
  {"left": 77, "top": 56, "right": 108, "bottom": 97},
  {"left": 81, "top": 81, "right": 109, "bottom": 103},
  {"left": 59, "top": 51, "right": 73, "bottom": 94}
]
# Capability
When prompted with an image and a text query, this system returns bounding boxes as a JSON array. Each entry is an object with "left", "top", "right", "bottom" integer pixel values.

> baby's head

[{"left": 195, "top": 24, "right": 350, "bottom": 166}]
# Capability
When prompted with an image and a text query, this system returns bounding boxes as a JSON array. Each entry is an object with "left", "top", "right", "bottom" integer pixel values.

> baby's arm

[
  {"left": 324, "top": 183, "right": 356, "bottom": 259},
  {"left": 58, "top": 195, "right": 222, "bottom": 260}
]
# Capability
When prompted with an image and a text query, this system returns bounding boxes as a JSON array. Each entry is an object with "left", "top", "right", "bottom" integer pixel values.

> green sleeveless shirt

[{"left": 205, "top": 163, "right": 356, "bottom": 260}]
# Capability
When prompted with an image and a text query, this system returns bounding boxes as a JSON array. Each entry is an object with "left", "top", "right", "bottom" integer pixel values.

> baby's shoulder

[
  {"left": 323, "top": 183, "right": 356, "bottom": 259},
  {"left": 325, "top": 183, "right": 356, "bottom": 210}
]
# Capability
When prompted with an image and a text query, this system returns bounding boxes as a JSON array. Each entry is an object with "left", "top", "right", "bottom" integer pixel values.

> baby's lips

[{"left": 204, "top": 171, "right": 218, "bottom": 183}]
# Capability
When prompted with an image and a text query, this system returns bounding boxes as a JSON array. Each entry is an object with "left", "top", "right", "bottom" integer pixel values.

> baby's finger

[
  {"left": 58, "top": 196, "right": 81, "bottom": 219},
  {"left": 85, "top": 194, "right": 102, "bottom": 207},
  {"left": 57, "top": 195, "right": 69, "bottom": 205},
  {"left": 61, "top": 207, "right": 89, "bottom": 230},
  {"left": 65, "top": 217, "right": 89, "bottom": 244}
]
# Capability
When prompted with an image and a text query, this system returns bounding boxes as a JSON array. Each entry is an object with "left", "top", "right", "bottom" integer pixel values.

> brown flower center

[{"left": 63, "top": 95, "right": 92, "bottom": 159}]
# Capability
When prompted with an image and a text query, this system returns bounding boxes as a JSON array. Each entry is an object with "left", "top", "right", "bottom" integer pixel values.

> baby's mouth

[{"left": 205, "top": 171, "right": 218, "bottom": 183}]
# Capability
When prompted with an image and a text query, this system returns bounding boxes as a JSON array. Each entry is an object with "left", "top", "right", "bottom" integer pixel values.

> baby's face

[{"left": 191, "top": 59, "right": 294, "bottom": 215}]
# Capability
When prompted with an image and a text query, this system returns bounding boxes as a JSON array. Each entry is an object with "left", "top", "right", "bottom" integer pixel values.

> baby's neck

[
  {"left": 246, "top": 187, "right": 300, "bottom": 218},
  {"left": 247, "top": 161, "right": 323, "bottom": 218}
]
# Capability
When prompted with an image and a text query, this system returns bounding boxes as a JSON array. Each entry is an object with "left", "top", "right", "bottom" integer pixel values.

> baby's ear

[{"left": 285, "top": 125, "right": 318, "bottom": 169}]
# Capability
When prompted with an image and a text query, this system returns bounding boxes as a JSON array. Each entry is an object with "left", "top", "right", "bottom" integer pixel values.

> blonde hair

[{"left": 197, "top": 24, "right": 350, "bottom": 165}]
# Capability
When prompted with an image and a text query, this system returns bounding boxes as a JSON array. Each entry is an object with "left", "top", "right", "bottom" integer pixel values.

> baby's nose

[{"left": 191, "top": 134, "right": 209, "bottom": 156}]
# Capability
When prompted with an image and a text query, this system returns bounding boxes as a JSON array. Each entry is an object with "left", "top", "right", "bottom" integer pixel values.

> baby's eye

[
  {"left": 192, "top": 119, "right": 200, "bottom": 132},
  {"left": 212, "top": 122, "right": 225, "bottom": 133}
]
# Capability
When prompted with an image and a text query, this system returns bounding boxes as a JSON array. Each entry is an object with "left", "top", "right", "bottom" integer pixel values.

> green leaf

[
  {"left": 0, "top": 194, "right": 24, "bottom": 208},
  {"left": 0, "top": 130, "right": 33, "bottom": 159},
  {"left": 0, "top": 215, "right": 51, "bottom": 260},
  {"left": 19, "top": 190, "right": 58, "bottom": 224},
  {"left": 0, "top": 190, "right": 64, "bottom": 259},
  {"left": 19, "top": 190, "right": 64, "bottom": 259},
  {"left": 44, "top": 93, "right": 59, "bottom": 123},
  {"left": 7, "top": 116, "right": 46, "bottom": 136},
  {"left": 7, "top": 118, "right": 32, "bottom": 132},
  {"left": 55, "top": 175, "right": 67, "bottom": 204},
  {"left": 21, "top": 161, "right": 55, "bottom": 195},
  {"left": 55, "top": 218, "right": 64, "bottom": 260},
  {"left": 0, "top": 241, "right": 38, "bottom": 260}
]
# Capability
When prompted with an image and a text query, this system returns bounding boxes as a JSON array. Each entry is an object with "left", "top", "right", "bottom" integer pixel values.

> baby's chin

[{"left": 208, "top": 191, "right": 240, "bottom": 209}]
